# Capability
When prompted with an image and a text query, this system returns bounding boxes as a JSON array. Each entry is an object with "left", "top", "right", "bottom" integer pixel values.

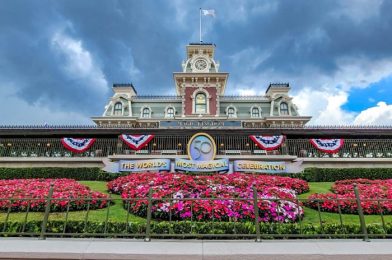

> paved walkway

[{"left": 0, "top": 238, "right": 392, "bottom": 259}]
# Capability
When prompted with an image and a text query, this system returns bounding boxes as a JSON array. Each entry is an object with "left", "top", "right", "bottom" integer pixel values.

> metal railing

[
  {"left": 287, "top": 139, "right": 392, "bottom": 158},
  {"left": 131, "top": 95, "right": 182, "bottom": 100},
  {"left": 1, "top": 185, "right": 391, "bottom": 241},
  {"left": 220, "top": 96, "right": 269, "bottom": 101},
  {"left": 1, "top": 137, "right": 391, "bottom": 158},
  {"left": 0, "top": 125, "right": 391, "bottom": 129}
]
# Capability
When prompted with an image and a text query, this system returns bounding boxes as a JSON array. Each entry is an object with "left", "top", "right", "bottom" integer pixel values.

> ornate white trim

[
  {"left": 250, "top": 106, "right": 262, "bottom": 118},
  {"left": 225, "top": 105, "right": 237, "bottom": 118},
  {"left": 278, "top": 101, "right": 291, "bottom": 116},
  {"left": 164, "top": 105, "right": 176, "bottom": 118},
  {"left": 128, "top": 100, "right": 132, "bottom": 117},
  {"left": 191, "top": 88, "right": 211, "bottom": 114},
  {"left": 140, "top": 106, "right": 152, "bottom": 118},
  {"left": 112, "top": 101, "right": 124, "bottom": 116}
]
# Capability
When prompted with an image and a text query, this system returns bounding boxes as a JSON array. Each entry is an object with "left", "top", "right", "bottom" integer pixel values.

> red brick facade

[{"left": 184, "top": 86, "right": 217, "bottom": 116}]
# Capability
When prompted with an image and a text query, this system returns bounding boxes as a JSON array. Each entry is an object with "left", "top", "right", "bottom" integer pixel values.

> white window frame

[
  {"left": 278, "top": 101, "right": 290, "bottom": 116},
  {"left": 225, "top": 105, "right": 237, "bottom": 118},
  {"left": 112, "top": 101, "right": 123, "bottom": 116},
  {"left": 191, "top": 88, "right": 210, "bottom": 114},
  {"left": 250, "top": 106, "right": 262, "bottom": 118},
  {"left": 140, "top": 106, "right": 152, "bottom": 118},
  {"left": 165, "top": 106, "right": 176, "bottom": 118}
]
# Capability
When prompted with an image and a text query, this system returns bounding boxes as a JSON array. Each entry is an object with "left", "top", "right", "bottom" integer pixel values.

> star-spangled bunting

[
  {"left": 120, "top": 134, "right": 154, "bottom": 150},
  {"left": 310, "top": 139, "right": 344, "bottom": 153},
  {"left": 61, "top": 138, "right": 96, "bottom": 153},
  {"left": 249, "top": 135, "right": 286, "bottom": 151}
]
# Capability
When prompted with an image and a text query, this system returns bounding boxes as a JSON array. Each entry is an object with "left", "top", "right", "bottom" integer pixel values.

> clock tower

[{"left": 173, "top": 43, "right": 229, "bottom": 117}]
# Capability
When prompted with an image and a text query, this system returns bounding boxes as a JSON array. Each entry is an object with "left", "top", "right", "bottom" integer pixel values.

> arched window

[
  {"left": 142, "top": 107, "right": 151, "bottom": 118},
  {"left": 280, "top": 102, "right": 289, "bottom": 115},
  {"left": 166, "top": 107, "right": 175, "bottom": 118},
  {"left": 113, "top": 102, "right": 122, "bottom": 116},
  {"left": 251, "top": 107, "right": 260, "bottom": 118},
  {"left": 195, "top": 93, "right": 207, "bottom": 113},
  {"left": 227, "top": 107, "right": 235, "bottom": 118}
]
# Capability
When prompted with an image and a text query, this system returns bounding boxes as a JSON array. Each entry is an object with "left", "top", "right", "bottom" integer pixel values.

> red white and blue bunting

[
  {"left": 61, "top": 138, "right": 96, "bottom": 153},
  {"left": 249, "top": 135, "right": 286, "bottom": 151},
  {"left": 120, "top": 134, "right": 154, "bottom": 150},
  {"left": 310, "top": 139, "right": 344, "bottom": 153}
]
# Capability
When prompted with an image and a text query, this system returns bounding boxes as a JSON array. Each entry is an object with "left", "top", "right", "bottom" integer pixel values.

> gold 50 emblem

[{"left": 187, "top": 133, "right": 216, "bottom": 161}]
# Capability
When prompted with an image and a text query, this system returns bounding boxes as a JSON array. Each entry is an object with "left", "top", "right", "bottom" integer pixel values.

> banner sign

[
  {"left": 310, "top": 139, "right": 344, "bottom": 153},
  {"left": 249, "top": 135, "right": 285, "bottom": 151},
  {"left": 174, "top": 158, "right": 229, "bottom": 172},
  {"left": 120, "top": 134, "right": 154, "bottom": 150},
  {"left": 118, "top": 159, "right": 171, "bottom": 172},
  {"left": 61, "top": 138, "right": 96, "bottom": 153},
  {"left": 233, "top": 160, "right": 287, "bottom": 173},
  {"left": 160, "top": 120, "right": 242, "bottom": 128}
]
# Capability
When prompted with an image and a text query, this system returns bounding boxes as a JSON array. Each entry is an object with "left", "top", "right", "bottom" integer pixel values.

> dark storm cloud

[
  {"left": 0, "top": 0, "right": 187, "bottom": 117},
  {"left": 0, "top": 0, "right": 392, "bottom": 120},
  {"left": 211, "top": 0, "right": 392, "bottom": 87}
]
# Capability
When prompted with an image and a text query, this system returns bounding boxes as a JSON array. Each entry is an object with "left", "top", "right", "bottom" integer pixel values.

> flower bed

[
  {"left": 0, "top": 178, "right": 108, "bottom": 212},
  {"left": 306, "top": 178, "right": 392, "bottom": 214},
  {"left": 108, "top": 173, "right": 309, "bottom": 222}
]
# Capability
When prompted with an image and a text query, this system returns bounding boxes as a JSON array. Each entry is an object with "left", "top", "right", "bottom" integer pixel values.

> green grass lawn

[
  {"left": 299, "top": 182, "right": 392, "bottom": 225},
  {"left": 1, "top": 181, "right": 391, "bottom": 226},
  {"left": 0, "top": 181, "right": 145, "bottom": 224}
]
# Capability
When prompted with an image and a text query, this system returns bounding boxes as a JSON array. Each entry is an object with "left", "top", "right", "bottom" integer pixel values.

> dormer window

[
  {"left": 166, "top": 107, "right": 175, "bottom": 118},
  {"left": 228, "top": 107, "right": 235, "bottom": 117},
  {"left": 226, "top": 106, "right": 237, "bottom": 118},
  {"left": 280, "top": 102, "right": 289, "bottom": 115},
  {"left": 195, "top": 93, "right": 207, "bottom": 113},
  {"left": 251, "top": 107, "right": 261, "bottom": 118},
  {"left": 141, "top": 107, "right": 151, "bottom": 118},
  {"left": 113, "top": 102, "right": 122, "bottom": 116}
]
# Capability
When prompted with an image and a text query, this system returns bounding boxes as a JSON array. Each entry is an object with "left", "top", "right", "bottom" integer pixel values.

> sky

[{"left": 0, "top": 0, "right": 392, "bottom": 125}]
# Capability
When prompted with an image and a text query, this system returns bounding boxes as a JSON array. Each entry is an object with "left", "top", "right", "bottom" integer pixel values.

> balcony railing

[{"left": 0, "top": 137, "right": 391, "bottom": 158}]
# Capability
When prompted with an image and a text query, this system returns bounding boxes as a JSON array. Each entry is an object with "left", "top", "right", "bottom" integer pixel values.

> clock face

[{"left": 194, "top": 59, "right": 208, "bottom": 71}]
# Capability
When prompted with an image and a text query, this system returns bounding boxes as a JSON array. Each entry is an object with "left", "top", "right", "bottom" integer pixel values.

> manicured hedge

[
  {"left": 300, "top": 168, "right": 392, "bottom": 182},
  {"left": 1, "top": 167, "right": 392, "bottom": 182},
  {"left": 0, "top": 220, "right": 390, "bottom": 238},
  {"left": 0, "top": 167, "right": 124, "bottom": 181}
]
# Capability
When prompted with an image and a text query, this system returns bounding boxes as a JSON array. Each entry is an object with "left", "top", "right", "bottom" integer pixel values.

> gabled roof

[{"left": 113, "top": 83, "right": 137, "bottom": 94}]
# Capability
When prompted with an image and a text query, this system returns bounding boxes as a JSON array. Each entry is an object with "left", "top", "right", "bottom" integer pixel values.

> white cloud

[
  {"left": 117, "top": 42, "right": 141, "bottom": 80},
  {"left": 51, "top": 31, "right": 108, "bottom": 94},
  {"left": 354, "top": 102, "right": 392, "bottom": 125},
  {"left": 336, "top": 0, "right": 384, "bottom": 23},
  {"left": 237, "top": 88, "right": 257, "bottom": 96},
  {"left": 293, "top": 88, "right": 356, "bottom": 125},
  {"left": 228, "top": 44, "right": 392, "bottom": 125}
]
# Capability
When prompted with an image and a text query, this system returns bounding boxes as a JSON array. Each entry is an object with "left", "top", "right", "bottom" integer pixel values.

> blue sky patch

[{"left": 343, "top": 76, "right": 392, "bottom": 112}]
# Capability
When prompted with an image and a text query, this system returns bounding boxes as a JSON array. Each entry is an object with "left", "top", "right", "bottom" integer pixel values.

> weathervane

[{"left": 199, "top": 8, "right": 216, "bottom": 43}]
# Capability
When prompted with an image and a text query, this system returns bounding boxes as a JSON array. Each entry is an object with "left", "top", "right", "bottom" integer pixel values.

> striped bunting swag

[
  {"left": 310, "top": 139, "right": 344, "bottom": 153},
  {"left": 120, "top": 134, "right": 154, "bottom": 150},
  {"left": 249, "top": 135, "right": 286, "bottom": 151},
  {"left": 61, "top": 138, "right": 96, "bottom": 153}
]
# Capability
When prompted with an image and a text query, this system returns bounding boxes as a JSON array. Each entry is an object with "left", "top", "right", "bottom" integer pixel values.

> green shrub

[
  {"left": 0, "top": 220, "right": 390, "bottom": 239},
  {"left": 301, "top": 168, "right": 392, "bottom": 182},
  {"left": 0, "top": 167, "right": 125, "bottom": 181},
  {"left": 1, "top": 167, "right": 392, "bottom": 182}
]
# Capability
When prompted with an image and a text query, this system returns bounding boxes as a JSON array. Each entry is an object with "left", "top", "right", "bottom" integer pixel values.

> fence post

[
  {"left": 40, "top": 183, "right": 54, "bottom": 240},
  {"left": 253, "top": 186, "right": 262, "bottom": 242},
  {"left": 353, "top": 184, "right": 369, "bottom": 242},
  {"left": 144, "top": 188, "right": 153, "bottom": 242}
]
